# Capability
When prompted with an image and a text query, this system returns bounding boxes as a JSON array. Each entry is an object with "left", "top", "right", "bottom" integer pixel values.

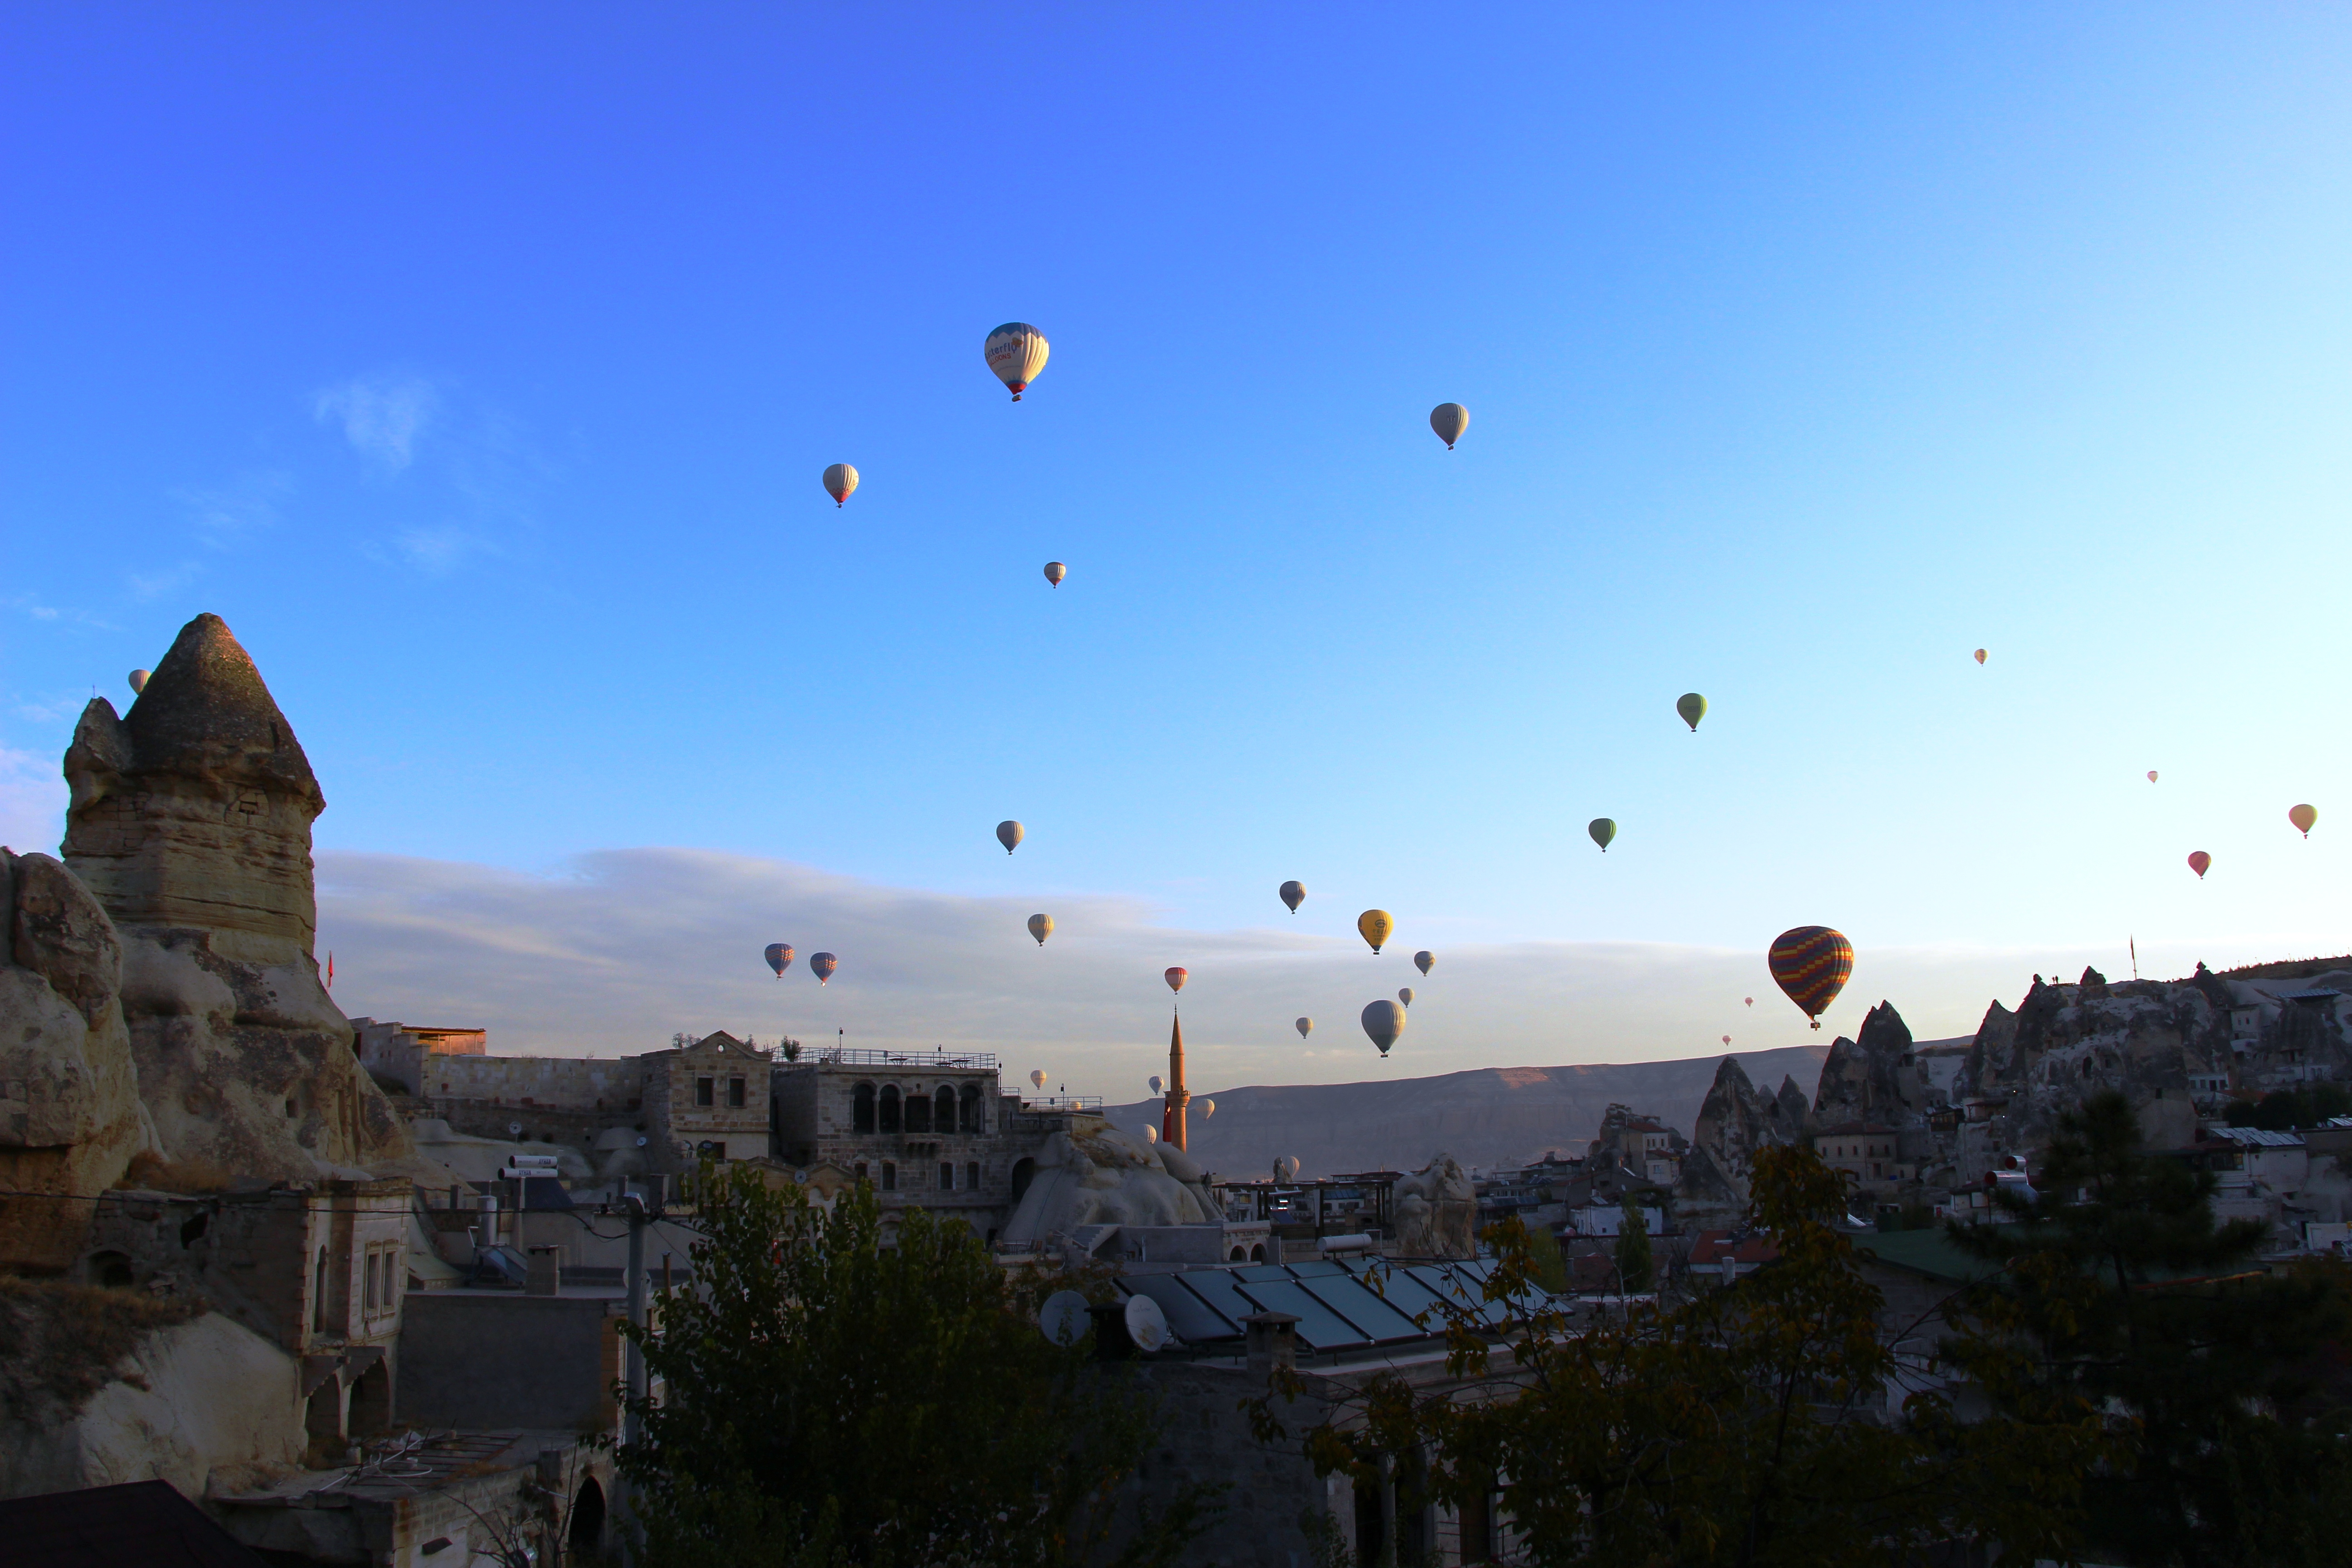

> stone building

[
  {"left": 351, "top": 1019, "right": 486, "bottom": 1095},
  {"left": 769, "top": 1049, "right": 1027, "bottom": 1234}
]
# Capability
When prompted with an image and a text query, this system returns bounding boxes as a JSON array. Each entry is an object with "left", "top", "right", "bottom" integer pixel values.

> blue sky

[{"left": 4, "top": 6, "right": 2348, "bottom": 1086}]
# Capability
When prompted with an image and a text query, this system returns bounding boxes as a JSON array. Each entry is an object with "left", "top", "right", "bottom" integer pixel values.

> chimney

[
  {"left": 525, "top": 1245, "right": 562, "bottom": 1296},
  {"left": 1241, "top": 1310, "right": 1299, "bottom": 1377}
]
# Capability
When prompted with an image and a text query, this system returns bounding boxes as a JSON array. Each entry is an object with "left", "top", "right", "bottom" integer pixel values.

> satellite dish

[
  {"left": 635, "top": 1136, "right": 648, "bottom": 1148},
  {"left": 1123, "top": 1293, "right": 1171, "bottom": 1353},
  {"left": 507, "top": 1122, "right": 523, "bottom": 1137},
  {"left": 1040, "top": 1289, "right": 1091, "bottom": 1347}
]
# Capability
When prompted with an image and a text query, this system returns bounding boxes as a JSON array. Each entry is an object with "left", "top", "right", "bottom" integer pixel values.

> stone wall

[
  {"left": 399, "top": 1294, "right": 625, "bottom": 1432},
  {"left": 416, "top": 1053, "right": 649, "bottom": 1112}
]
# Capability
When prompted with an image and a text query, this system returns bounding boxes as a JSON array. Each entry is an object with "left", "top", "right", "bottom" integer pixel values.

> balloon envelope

[
  {"left": 1164, "top": 967, "right": 1188, "bottom": 994},
  {"left": 1589, "top": 818, "right": 1617, "bottom": 852},
  {"left": 2188, "top": 851, "right": 2211, "bottom": 879},
  {"left": 1397, "top": 987, "right": 1414, "bottom": 1007},
  {"left": 996, "top": 820, "right": 1024, "bottom": 854},
  {"left": 1030, "top": 1069, "right": 1048, "bottom": 1089},
  {"left": 1149, "top": 1075, "right": 1163, "bottom": 1094},
  {"left": 1973, "top": 648, "right": 1987, "bottom": 665},
  {"left": 1295, "top": 1017, "right": 1313, "bottom": 1039},
  {"left": 764, "top": 942, "right": 794, "bottom": 977},
  {"left": 1361, "top": 999, "right": 1406, "bottom": 1056},
  {"left": 1199, "top": 1098, "right": 1215, "bottom": 1118},
  {"left": 2289, "top": 804, "right": 2318, "bottom": 838},
  {"left": 1722, "top": 1034, "right": 1731, "bottom": 1045},
  {"left": 1676, "top": 693, "right": 1707, "bottom": 732},
  {"left": 2148, "top": 771, "right": 2158, "bottom": 783},
  {"left": 1143, "top": 1126, "right": 1158, "bottom": 1142},
  {"left": 1279, "top": 880, "right": 1306, "bottom": 912},
  {"left": 1028, "top": 913, "right": 1054, "bottom": 946},
  {"left": 1357, "top": 910, "right": 1393, "bottom": 953},
  {"left": 1744, "top": 996, "right": 1754, "bottom": 1007},
  {"left": 1429, "top": 402, "right": 1469, "bottom": 449},
  {"left": 127, "top": 669, "right": 150, "bottom": 695},
  {"left": 822, "top": 463, "right": 858, "bottom": 507},
  {"left": 985, "top": 322, "right": 1050, "bottom": 399},
  {"left": 1414, "top": 950, "right": 1434, "bottom": 976},
  {"left": 1768, "top": 926, "right": 1853, "bottom": 1030},
  {"left": 809, "top": 952, "right": 838, "bottom": 984},
  {"left": 1043, "top": 561, "right": 1067, "bottom": 587}
]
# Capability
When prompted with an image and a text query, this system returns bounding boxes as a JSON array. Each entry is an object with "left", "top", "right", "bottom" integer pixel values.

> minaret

[{"left": 1164, "top": 1010, "right": 1191, "bottom": 1151}]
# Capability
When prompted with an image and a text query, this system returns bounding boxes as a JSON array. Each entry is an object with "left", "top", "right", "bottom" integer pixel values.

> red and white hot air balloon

[{"left": 1164, "top": 967, "right": 1188, "bottom": 995}]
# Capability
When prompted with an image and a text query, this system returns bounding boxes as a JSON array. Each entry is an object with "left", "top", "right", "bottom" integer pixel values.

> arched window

[
  {"left": 960, "top": 1083, "right": 983, "bottom": 1133},
  {"left": 852, "top": 1082, "right": 876, "bottom": 1135},
  {"left": 881, "top": 1161, "right": 897, "bottom": 1191},
  {"left": 1250, "top": 1243, "right": 1266, "bottom": 1262},
  {"left": 905, "top": 1086, "right": 931, "bottom": 1133},
  {"left": 935, "top": 1086, "right": 956, "bottom": 1132},
  {"left": 878, "top": 1085, "right": 901, "bottom": 1134},
  {"left": 1229, "top": 1246, "right": 1246, "bottom": 1261},
  {"left": 854, "top": 1162, "right": 868, "bottom": 1183}
]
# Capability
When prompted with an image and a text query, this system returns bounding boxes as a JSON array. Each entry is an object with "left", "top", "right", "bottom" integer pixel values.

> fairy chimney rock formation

[{"left": 1810, "top": 1001, "right": 1915, "bottom": 1127}]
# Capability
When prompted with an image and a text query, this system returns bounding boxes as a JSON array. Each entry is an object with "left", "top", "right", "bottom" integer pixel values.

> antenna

[{"left": 1039, "top": 1290, "right": 1090, "bottom": 1347}]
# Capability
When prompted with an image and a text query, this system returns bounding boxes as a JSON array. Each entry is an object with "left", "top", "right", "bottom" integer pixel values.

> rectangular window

[
  {"left": 939, "top": 1161, "right": 955, "bottom": 1190},
  {"left": 854, "top": 1162, "right": 868, "bottom": 1182},
  {"left": 881, "top": 1161, "right": 897, "bottom": 1192},
  {"left": 696, "top": 1077, "right": 715, "bottom": 1107},
  {"left": 727, "top": 1077, "right": 746, "bottom": 1108},
  {"left": 967, "top": 1161, "right": 980, "bottom": 1191},
  {"left": 364, "top": 1252, "right": 379, "bottom": 1312}
]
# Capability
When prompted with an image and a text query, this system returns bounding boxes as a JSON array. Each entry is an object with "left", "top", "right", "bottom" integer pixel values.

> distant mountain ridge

[{"left": 1101, "top": 1047, "right": 1830, "bottom": 1183}]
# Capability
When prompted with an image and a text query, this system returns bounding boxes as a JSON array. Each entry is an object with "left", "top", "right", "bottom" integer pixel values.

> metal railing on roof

[{"left": 800, "top": 1048, "right": 1000, "bottom": 1070}]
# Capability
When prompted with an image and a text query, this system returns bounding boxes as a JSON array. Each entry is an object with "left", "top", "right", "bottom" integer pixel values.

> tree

[
  {"left": 1252, "top": 1146, "right": 2102, "bottom": 1566},
  {"left": 1944, "top": 1091, "right": 2352, "bottom": 1566},
  {"left": 1613, "top": 1192, "right": 1653, "bottom": 1294},
  {"left": 779, "top": 1035, "right": 803, "bottom": 1063},
  {"left": 616, "top": 1165, "right": 1219, "bottom": 1567}
]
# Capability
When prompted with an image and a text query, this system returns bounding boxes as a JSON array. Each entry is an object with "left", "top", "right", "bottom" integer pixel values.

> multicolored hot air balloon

[
  {"left": 1589, "top": 818, "right": 1617, "bottom": 853},
  {"left": 1030, "top": 1069, "right": 1048, "bottom": 1090},
  {"left": 1165, "top": 967, "right": 1188, "bottom": 994},
  {"left": 2147, "top": 771, "right": 2159, "bottom": 783},
  {"left": 809, "top": 952, "right": 838, "bottom": 985},
  {"left": 2289, "top": 804, "right": 2318, "bottom": 838},
  {"left": 2187, "top": 851, "right": 2211, "bottom": 879},
  {"left": 1414, "top": 950, "right": 1433, "bottom": 976},
  {"left": 1028, "top": 913, "right": 1054, "bottom": 946},
  {"left": 985, "top": 323, "right": 1049, "bottom": 401},
  {"left": 1397, "top": 987, "right": 1414, "bottom": 1007},
  {"left": 1357, "top": 910, "right": 1393, "bottom": 953},
  {"left": 1677, "top": 693, "right": 1707, "bottom": 732},
  {"left": 1973, "top": 649, "right": 1987, "bottom": 665},
  {"left": 1295, "top": 1017, "right": 1313, "bottom": 1039},
  {"left": 1768, "top": 926, "right": 1853, "bottom": 1031},
  {"left": 1044, "top": 561, "right": 1067, "bottom": 587},
  {"left": 127, "top": 669, "right": 150, "bottom": 695},
  {"left": 1361, "top": 999, "right": 1406, "bottom": 1056},
  {"left": 1280, "top": 880, "right": 1306, "bottom": 912},
  {"left": 823, "top": 463, "right": 858, "bottom": 507},
  {"left": 764, "top": 943, "right": 795, "bottom": 978},
  {"left": 1429, "top": 403, "right": 1469, "bottom": 449},
  {"left": 997, "top": 820, "right": 1024, "bottom": 854}
]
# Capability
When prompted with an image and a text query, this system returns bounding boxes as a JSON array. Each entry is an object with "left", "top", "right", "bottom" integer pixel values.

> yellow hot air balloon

[
  {"left": 1357, "top": 910, "right": 1393, "bottom": 954},
  {"left": 1027, "top": 913, "right": 1054, "bottom": 946},
  {"left": 127, "top": 669, "right": 150, "bottom": 695},
  {"left": 1029, "top": 1069, "right": 1048, "bottom": 1090},
  {"left": 1429, "top": 403, "right": 1469, "bottom": 449},
  {"left": 823, "top": 463, "right": 858, "bottom": 507},
  {"left": 985, "top": 323, "right": 1049, "bottom": 401},
  {"left": 2289, "top": 804, "right": 2318, "bottom": 838},
  {"left": 1973, "top": 648, "right": 1987, "bottom": 665}
]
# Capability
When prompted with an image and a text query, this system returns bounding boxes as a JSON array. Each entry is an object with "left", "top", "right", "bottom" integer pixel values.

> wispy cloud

[
  {"left": 128, "top": 561, "right": 205, "bottom": 602},
  {"left": 315, "top": 376, "right": 437, "bottom": 471},
  {"left": 0, "top": 745, "right": 66, "bottom": 858},
  {"left": 173, "top": 470, "right": 292, "bottom": 549},
  {"left": 391, "top": 524, "right": 499, "bottom": 574}
]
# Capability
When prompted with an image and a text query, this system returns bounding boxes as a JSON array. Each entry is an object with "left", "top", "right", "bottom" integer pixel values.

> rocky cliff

[{"left": 1676, "top": 1055, "right": 1810, "bottom": 1223}]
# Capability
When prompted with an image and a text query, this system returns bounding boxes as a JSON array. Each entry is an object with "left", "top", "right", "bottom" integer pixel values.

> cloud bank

[{"left": 316, "top": 847, "right": 2179, "bottom": 1101}]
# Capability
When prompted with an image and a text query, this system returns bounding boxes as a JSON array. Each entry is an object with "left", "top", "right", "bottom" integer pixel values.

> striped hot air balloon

[
  {"left": 810, "top": 952, "right": 838, "bottom": 985},
  {"left": 1768, "top": 926, "right": 1853, "bottom": 1031},
  {"left": 985, "top": 323, "right": 1049, "bottom": 401},
  {"left": 764, "top": 943, "right": 794, "bottom": 978}
]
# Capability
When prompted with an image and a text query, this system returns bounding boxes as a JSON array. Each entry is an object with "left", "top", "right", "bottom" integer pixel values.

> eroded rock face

[
  {"left": 1001, "top": 1119, "right": 1219, "bottom": 1244},
  {"left": 1676, "top": 1056, "right": 1805, "bottom": 1224},
  {"left": 1392, "top": 1152, "right": 1476, "bottom": 1258},
  {"left": 0, "top": 851, "right": 151, "bottom": 1271},
  {"left": 1812, "top": 1001, "right": 1914, "bottom": 1127},
  {"left": 58, "top": 613, "right": 412, "bottom": 1181}
]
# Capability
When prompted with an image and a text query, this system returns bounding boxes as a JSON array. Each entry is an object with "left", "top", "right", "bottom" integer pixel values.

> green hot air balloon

[
  {"left": 1677, "top": 693, "right": 1707, "bottom": 732},
  {"left": 1589, "top": 818, "right": 1617, "bottom": 853}
]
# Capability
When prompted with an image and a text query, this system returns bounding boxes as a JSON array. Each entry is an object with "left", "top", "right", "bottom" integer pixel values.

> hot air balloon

[
  {"left": 1143, "top": 1125, "right": 1158, "bottom": 1142},
  {"left": 1199, "top": 1098, "right": 1215, "bottom": 1118},
  {"left": 1279, "top": 880, "right": 1306, "bottom": 913},
  {"left": 1028, "top": 913, "right": 1054, "bottom": 946},
  {"left": 2187, "top": 851, "right": 2211, "bottom": 880},
  {"left": 1397, "top": 987, "right": 1414, "bottom": 1007},
  {"left": 1589, "top": 818, "right": 1617, "bottom": 853},
  {"left": 1165, "top": 967, "right": 1188, "bottom": 994},
  {"left": 1357, "top": 910, "right": 1393, "bottom": 953},
  {"left": 823, "top": 463, "right": 858, "bottom": 507},
  {"left": 809, "top": 952, "right": 838, "bottom": 985},
  {"left": 1275, "top": 1156, "right": 1301, "bottom": 1181},
  {"left": 2289, "top": 804, "right": 2318, "bottom": 838},
  {"left": 1044, "top": 561, "right": 1067, "bottom": 587},
  {"left": 996, "top": 820, "right": 1024, "bottom": 854},
  {"left": 1768, "top": 926, "right": 1853, "bottom": 1031},
  {"left": 127, "top": 669, "right": 150, "bottom": 695},
  {"left": 1744, "top": 996, "right": 1754, "bottom": 1007},
  {"left": 1429, "top": 403, "right": 1469, "bottom": 449},
  {"left": 2147, "top": 771, "right": 2159, "bottom": 783},
  {"left": 1361, "top": 999, "right": 1406, "bottom": 1056},
  {"left": 1149, "top": 1075, "right": 1164, "bottom": 1094},
  {"left": 1676, "top": 693, "right": 1707, "bottom": 732},
  {"left": 1030, "top": 1069, "right": 1048, "bottom": 1090},
  {"left": 1721, "top": 1034, "right": 1731, "bottom": 1046},
  {"left": 985, "top": 323, "right": 1049, "bottom": 401},
  {"left": 1973, "top": 649, "right": 1987, "bottom": 665},
  {"left": 1295, "top": 1017, "right": 1313, "bottom": 1039},
  {"left": 764, "top": 943, "right": 795, "bottom": 978}
]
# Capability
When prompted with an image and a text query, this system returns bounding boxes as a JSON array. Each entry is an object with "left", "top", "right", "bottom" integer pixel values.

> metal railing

[{"left": 802, "top": 1047, "right": 1000, "bottom": 1070}]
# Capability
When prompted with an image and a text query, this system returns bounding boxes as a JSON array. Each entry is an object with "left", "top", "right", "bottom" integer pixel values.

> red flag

[{"left": 326, "top": 951, "right": 334, "bottom": 989}]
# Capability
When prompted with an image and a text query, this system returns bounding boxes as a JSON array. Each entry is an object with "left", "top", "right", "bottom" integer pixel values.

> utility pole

[{"left": 616, "top": 1182, "right": 652, "bottom": 1565}]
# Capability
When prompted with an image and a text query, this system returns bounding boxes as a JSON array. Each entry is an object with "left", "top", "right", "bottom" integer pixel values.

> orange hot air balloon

[
  {"left": 1164, "top": 967, "right": 1188, "bottom": 994},
  {"left": 1768, "top": 926, "right": 1854, "bottom": 1031},
  {"left": 2289, "top": 804, "right": 2317, "bottom": 838},
  {"left": 2187, "top": 852, "right": 2211, "bottom": 880},
  {"left": 823, "top": 464, "right": 858, "bottom": 507},
  {"left": 1973, "top": 649, "right": 1986, "bottom": 665},
  {"left": 1357, "top": 910, "right": 1393, "bottom": 954}
]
